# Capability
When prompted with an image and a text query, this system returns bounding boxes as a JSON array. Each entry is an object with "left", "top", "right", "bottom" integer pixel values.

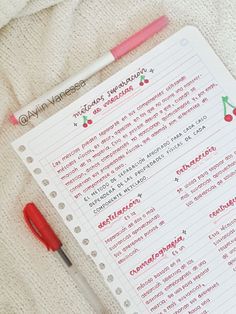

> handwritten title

[{"left": 73, "top": 68, "right": 147, "bottom": 118}]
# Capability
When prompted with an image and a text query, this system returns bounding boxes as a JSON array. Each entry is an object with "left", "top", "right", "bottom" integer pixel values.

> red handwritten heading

[
  {"left": 72, "top": 68, "right": 146, "bottom": 118},
  {"left": 176, "top": 146, "right": 216, "bottom": 175},
  {"left": 98, "top": 197, "right": 141, "bottom": 229},
  {"left": 129, "top": 235, "right": 184, "bottom": 276},
  {"left": 209, "top": 196, "right": 236, "bottom": 218}
]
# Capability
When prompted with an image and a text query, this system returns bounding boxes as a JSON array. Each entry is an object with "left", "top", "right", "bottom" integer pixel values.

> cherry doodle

[
  {"left": 82, "top": 115, "right": 93, "bottom": 128},
  {"left": 139, "top": 75, "right": 149, "bottom": 86},
  {"left": 222, "top": 96, "right": 236, "bottom": 122}
]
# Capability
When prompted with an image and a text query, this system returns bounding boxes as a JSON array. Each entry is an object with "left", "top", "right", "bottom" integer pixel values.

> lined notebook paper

[{"left": 12, "top": 26, "right": 236, "bottom": 313}]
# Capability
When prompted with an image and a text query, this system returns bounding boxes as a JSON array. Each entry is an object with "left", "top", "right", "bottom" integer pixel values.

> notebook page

[{"left": 12, "top": 26, "right": 236, "bottom": 313}]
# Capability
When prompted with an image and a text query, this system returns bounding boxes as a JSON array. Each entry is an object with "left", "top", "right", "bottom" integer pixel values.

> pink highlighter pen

[{"left": 9, "top": 16, "right": 169, "bottom": 126}]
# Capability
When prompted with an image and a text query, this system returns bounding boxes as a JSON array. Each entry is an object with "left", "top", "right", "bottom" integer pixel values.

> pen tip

[{"left": 57, "top": 248, "right": 73, "bottom": 267}]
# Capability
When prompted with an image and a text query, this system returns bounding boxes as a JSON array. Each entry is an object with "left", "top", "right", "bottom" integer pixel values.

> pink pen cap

[
  {"left": 111, "top": 15, "right": 169, "bottom": 60},
  {"left": 9, "top": 114, "right": 19, "bottom": 125}
]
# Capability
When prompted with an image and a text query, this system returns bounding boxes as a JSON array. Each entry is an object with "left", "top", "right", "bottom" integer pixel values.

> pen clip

[{"left": 23, "top": 207, "right": 50, "bottom": 250}]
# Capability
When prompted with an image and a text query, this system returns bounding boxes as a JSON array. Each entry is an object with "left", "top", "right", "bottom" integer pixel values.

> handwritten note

[{"left": 13, "top": 26, "right": 236, "bottom": 313}]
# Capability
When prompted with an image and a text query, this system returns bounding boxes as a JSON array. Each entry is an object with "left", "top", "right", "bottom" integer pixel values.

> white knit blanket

[{"left": 0, "top": 0, "right": 235, "bottom": 313}]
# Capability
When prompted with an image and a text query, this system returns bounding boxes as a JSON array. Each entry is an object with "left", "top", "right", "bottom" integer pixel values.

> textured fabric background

[{"left": 0, "top": 0, "right": 235, "bottom": 313}]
